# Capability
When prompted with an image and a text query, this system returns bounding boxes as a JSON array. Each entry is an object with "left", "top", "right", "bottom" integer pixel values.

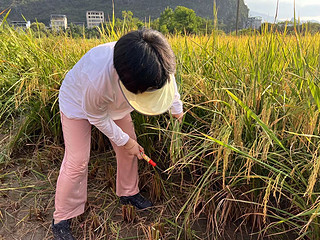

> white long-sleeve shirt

[{"left": 58, "top": 42, "right": 183, "bottom": 146}]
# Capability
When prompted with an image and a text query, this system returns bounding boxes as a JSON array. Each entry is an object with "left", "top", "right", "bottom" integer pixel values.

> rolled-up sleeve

[
  {"left": 170, "top": 76, "right": 183, "bottom": 115},
  {"left": 82, "top": 85, "right": 129, "bottom": 146}
]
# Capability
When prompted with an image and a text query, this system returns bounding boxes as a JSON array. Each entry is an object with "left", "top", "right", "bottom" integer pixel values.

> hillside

[{"left": 1, "top": 0, "right": 249, "bottom": 30}]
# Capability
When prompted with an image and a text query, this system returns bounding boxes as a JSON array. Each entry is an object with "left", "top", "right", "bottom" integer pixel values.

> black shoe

[
  {"left": 52, "top": 219, "right": 75, "bottom": 240},
  {"left": 120, "top": 193, "right": 153, "bottom": 209}
]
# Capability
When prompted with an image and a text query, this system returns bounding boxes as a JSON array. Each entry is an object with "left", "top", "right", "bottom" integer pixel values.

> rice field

[{"left": 0, "top": 19, "right": 320, "bottom": 239}]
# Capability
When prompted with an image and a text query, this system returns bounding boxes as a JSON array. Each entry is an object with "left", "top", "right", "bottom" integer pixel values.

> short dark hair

[{"left": 114, "top": 29, "right": 176, "bottom": 94}]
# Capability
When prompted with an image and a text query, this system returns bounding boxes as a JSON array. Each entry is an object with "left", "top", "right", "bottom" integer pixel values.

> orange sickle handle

[{"left": 141, "top": 153, "right": 157, "bottom": 167}]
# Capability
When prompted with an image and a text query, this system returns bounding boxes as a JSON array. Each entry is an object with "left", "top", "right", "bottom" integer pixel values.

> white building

[
  {"left": 247, "top": 17, "right": 262, "bottom": 30},
  {"left": 50, "top": 14, "right": 67, "bottom": 30},
  {"left": 86, "top": 11, "right": 104, "bottom": 29},
  {"left": 11, "top": 20, "right": 31, "bottom": 29}
]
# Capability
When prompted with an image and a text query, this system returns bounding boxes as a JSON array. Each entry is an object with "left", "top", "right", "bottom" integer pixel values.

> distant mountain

[{"left": 0, "top": 0, "right": 249, "bottom": 30}]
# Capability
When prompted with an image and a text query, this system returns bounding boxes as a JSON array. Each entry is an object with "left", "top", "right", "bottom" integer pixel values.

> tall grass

[
  {"left": 1, "top": 18, "right": 320, "bottom": 239},
  {"left": 168, "top": 31, "right": 320, "bottom": 238}
]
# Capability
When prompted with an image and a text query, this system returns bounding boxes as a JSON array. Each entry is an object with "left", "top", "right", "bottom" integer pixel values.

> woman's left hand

[{"left": 172, "top": 112, "right": 184, "bottom": 123}]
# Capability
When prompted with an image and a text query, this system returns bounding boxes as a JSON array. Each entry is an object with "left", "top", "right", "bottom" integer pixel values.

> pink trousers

[{"left": 53, "top": 112, "right": 139, "bottom": 221}]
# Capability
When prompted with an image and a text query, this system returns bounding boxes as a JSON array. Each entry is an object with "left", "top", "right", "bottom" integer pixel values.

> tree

[
  {"left": 29, "top": 22, "right": 48, "bottom": 37},
  {"left": 173, "top": 6, "right": 199, "bottom": 34},
  {"left": 114, "top": 11, "right": 143, "bottom": 32},
  {"left": 30, "top": 22, "right": 46, "bottom": 32},
  {"left": 159, "top": 6, "right": 202, "bottom": 34},
  {"left": 68, "top": 23, "right": 85, "bottom": 38},
  {"left": 159, "top": 7, "right": 174, "bottom": 34}
]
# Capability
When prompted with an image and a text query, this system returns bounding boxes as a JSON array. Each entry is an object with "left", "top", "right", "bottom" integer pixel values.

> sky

[{"left": 244, "top": 0, "right": 320, "bottom": 22}]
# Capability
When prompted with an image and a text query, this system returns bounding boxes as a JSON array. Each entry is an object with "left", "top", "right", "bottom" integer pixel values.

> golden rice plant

[{"left": 1, "top": 15, "right": 320, "bottom": 239}]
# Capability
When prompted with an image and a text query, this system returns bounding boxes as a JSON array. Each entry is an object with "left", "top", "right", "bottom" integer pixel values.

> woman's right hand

[{"left": 124, "top": 138, "right": 144, "bottom": 159}]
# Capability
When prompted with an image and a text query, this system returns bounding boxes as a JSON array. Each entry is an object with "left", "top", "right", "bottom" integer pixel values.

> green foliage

[
  {"left": 158, "top": 6, "right": 213, "bottom": 34},
  {"left": 158, "top": 7, "right": 174, "bottom": 34},
  {"left": 67, "top": 23, "right": 85, "bottom": 38},
  {"left": 172, "top": 6, "right": 199, "bottom": 34},
  {"left": 114, "top": 11, "right": 143, "bottom": 32},
  {"left": 29, "top": 22, "right": 47, "bottom": 37}
]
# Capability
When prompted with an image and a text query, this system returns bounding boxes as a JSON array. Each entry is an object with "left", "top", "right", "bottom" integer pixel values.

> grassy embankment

[{"left": 1, "top": 18, "right": 320, "bottom": 239}]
